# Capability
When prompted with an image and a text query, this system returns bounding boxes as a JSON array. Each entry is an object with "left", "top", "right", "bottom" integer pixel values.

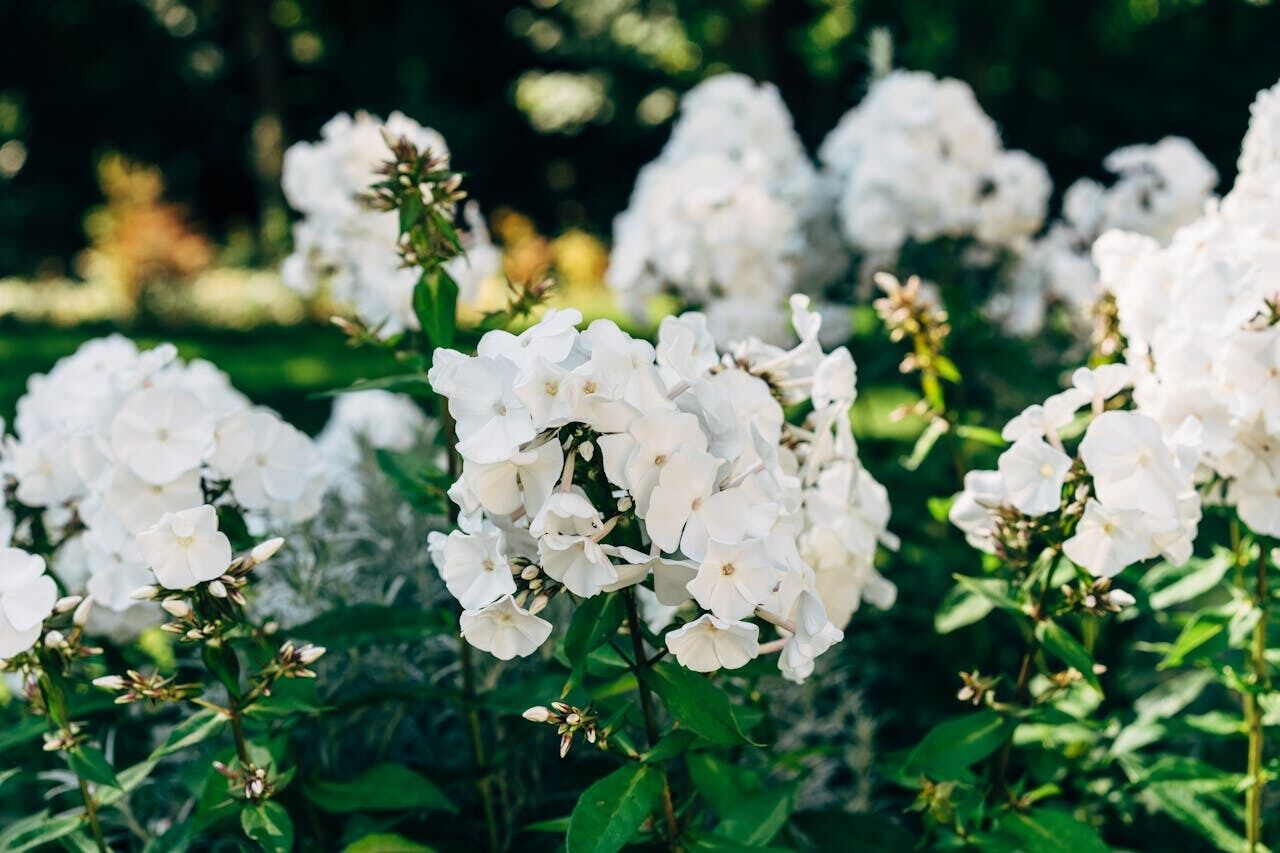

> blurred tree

[{"left": 0, "top": 0, "right": 1277, "bottom": 276}]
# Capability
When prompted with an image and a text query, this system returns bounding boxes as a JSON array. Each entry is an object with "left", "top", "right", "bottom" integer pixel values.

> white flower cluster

[
  {"left": 315, "top": 389, "right": 431, "bottom": 498},
  {"left": 608, "top": 74, "right": 848, "bottom": 345},
  {"left": 282, "top": 111, "right": 502, "bottom": 337},
  {"left": 1, "top": 336, "right": 322, "bottom": 632},
  {"left": 1094, "top": 79, "right": 1280, "bottom": 535},
  {"left": 428, "top": 297, "right": 894, "bottom": 681},
  {"left": 819, "top": 70, "right": 1050, "bottom": 259},
  {"left": 997, "top": 137, "right": 1216, "bottom": 335},
  {"left": 951, "top": 365, "right": 1201, "bottom": 578},
  {"left": 0, "top": 547, "right": 57, "bottom": 659}
]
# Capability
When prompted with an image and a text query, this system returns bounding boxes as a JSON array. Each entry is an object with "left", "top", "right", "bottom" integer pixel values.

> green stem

[
  {"left": 36, "top": 670, "right": 108, "bottom": 853},
  {"left": 1246, "top": 543, "right": 1269, "bottom": 851},
  {"left": 623, "top": 589, "right": 681, "bottom": 852}
]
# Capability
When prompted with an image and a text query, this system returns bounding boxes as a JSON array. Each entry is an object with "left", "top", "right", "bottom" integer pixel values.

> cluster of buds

[
  {"left": 41, "top": 721, "right": 85, "bottom": 753},
  {"left": 132, "top": 538, "right": 285, "bottom": 643},
  {"left": 1059, "top": 576, "right": 1136, "bottom": 616},
  {"left": 910, "top": 777, "right": 958, "bottom": 825},
  {"left": 213, "top": 759, "right": 274, "bottom": 804},
  {"left": 362, "top": 135, "right": 466, "bottom": 270},
  {"left": 257, "top": 641, "right": 326, "bottom": 684},
  {"left": 956, "top": 670, "right": 998, "bottom": 707},
  {"left": 523, "top": 702, "right": 602, "bottom": 757},
  {"left": 872, "top": 273, "right": 952, "bottom": 379},
  {"left": 92, "top": 670, "right": 200, "bottom": 705}
]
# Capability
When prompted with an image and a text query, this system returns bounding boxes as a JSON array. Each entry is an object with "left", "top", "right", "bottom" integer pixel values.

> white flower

[
  {"left": 210, "top": 409, "right": 322, "bottom": 512},
  {"left": 7, "top": 434, "right": 82, "bottom": 507},
  {"left": 479, "top": 308, "right": 581, "bottom": 365},
  {"left": 102, "top": 466, "right": 203, "bottom": 533},
  {"left": 109, "top": 387, "right": 214, "bottom": 485},
  {"left": 1063, "top": 499, "right": 1155, "bottom": 578},
  {"left": 137, "top": 505, "right": 232, "bottom": 590},
  {"left": 538, "top": 534, "right": 617, "bottom": 598},
  {"left": 664, "top": 614, "right": 759, "bottom": 673},
  {"left": 83, "top": 522, "right": 154, "bottom": 611},
  {"left": 435, "top": 530, "right": 515, "bottom": 609},
  {"left": 459, "top": 595, "right": 553, "bottom": 660},
  {"left": 1071, "top": 364, "right": 1133, "bottom": 412},
  {"left": 997, "top": 436, "right": 1072, "bottom": 516},
  {"left": 0, "top": 548, "right": 57, "bottom": 660},
  {"left": 686, "top": 539, "right": 778, "bottom": 621},
  {"left": 598, "top": 410, "right": 708, "bottom": 515},
  {"left": 643, "top": 450, "right": 748, "bottom": 559},
  {"left": 1079, "top": 411, "right": 1184, "bottom": 520},
  {"left": 441, "top": 356, "right": 535, "bottom": 464},
  {"left": 463, "top": 440, "right": 563, "bottom": 517}
]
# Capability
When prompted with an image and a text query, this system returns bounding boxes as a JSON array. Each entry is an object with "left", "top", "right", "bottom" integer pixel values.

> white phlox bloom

[
  {"left": 0, "top": 336, "right": 321, "bottom": 632},
  {"left": 608, "top": 73, "right": 849, "bottom": 345},
  {"left": 1000, "top": 135, "right": 1216, "bottom": 336},
  {"left": 0, "top": 548, "right": 57, "bottom": 660},
  {"left": 137, "top": 505, "right": 233, "bottom": 590},
  {"left": 282, "top": 111, "right": 500, "bottom": 337},
  {"left": 953, "top": 378, "right": 1201, "bottom": 579},
  {"left": 429, "top": 299, "right": 893, "bottom": 679}
]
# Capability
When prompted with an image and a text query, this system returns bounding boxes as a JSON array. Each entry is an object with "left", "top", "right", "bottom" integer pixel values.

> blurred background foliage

[{"left": 0, "top": 3, "right": 1277, "bottom": 831}]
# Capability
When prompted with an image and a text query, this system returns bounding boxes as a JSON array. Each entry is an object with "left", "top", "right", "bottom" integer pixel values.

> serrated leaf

[
  {"left": 1036, "top": 620, "right": 1102, "bottom": 694},
  {"left": 566, "top": 763, "right": 662, "bottom": 853},
  {"left": 241, "top": 801, "right": 294, "bottom": 853},
  {"left": 643, "top": 662, "right": 758, "bottom": 746},
  {"left": 305, "top": 763, "right": 455, "bottom": 814},
  {"left": 150, "top": 709, "right": 227, "bottom": 760}
]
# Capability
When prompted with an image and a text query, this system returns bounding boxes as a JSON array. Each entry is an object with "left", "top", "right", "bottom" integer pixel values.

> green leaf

[
  {"left": 952, "top": 574, "right": 1019, "bottom": 613},
  {"left": 241, "top": 801, "right": 294, "bottom": 853},
  {"left": 643, "top": 661, "right": 758, "bottom": 746},
  {"left": 953, "top": 423, "right": 1004, "bottom": 448},
  {"left": 66, "top": 745, "right": 120, "bottom": 789},
  {"left": 150, "top": 709, "right": 227, "bottom": 760},
  {"left": 566, "top": 763, "right": 662, "bottom": 853},
  {"left": 996, "top": 807, "right": 1108, "bottom": 853},
  {"left": 562, "top": 592, "right": 626, "bottom": 694},
  {"left": 312, "top": 374, "right": 435, "bottom": 398},
  {"left": 1133, "top": 671, "right": 1215, "bottom": 721},
  {"left": 901, "top": 710, "right": 1015, "bottom": 782},
  {"left": 716, "top": 783, "right": 795, "bottom": 846},
  {"left": 305, "top": 763, "right": 456, "bottom": 814},
  {"left": 902, "top": 417, "right": 949, "bottom": 472},
  {"left": 935, "top": 581, "right": 996, "bottom": 634},
  {"left": 687, "top": 752, "right": 754, "bottom": 817},
  {"left": 0, "top": 813, "right": 83, "bottom": 852},
  {"left": 642, "top": 730, "right": 698, "bottom": 764},
  {"left": 1036, "top": 621, "right": 1103, "bottom": 694},
  {"left": 291, "top": 603, "right": 456, "bottom": 646},
  {"left": 413, "top": 268, "right": 459, "bottom": 351},
  {"left": 341, "top": 834, "right": 433, "bottom": 853},
  {"left": 790, "top": 811, "right": 914, "bottom": 852},
  {"left": 1158, "top": 610, "right": 1230, "bottom": 669},
  {"left": 202, "top": 643, "right": 242, "bottom": 699},
  {"left": 375, "top": 448, "right": 453, "bottom": 513},
  {"left": 1147, "top": 551, "right": 1233, "bottom": 610}
]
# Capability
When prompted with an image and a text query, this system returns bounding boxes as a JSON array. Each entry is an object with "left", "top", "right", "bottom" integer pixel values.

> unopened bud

[
  {"left": 520, "top": 564, "right": 540, "bottom": 581},
  {"left": 72, "top": 597, "right": 93, "bottom": 627},
  {"left": 207, "top": 580, "right": 227, "bottom": 599},
  {"left": 529, "top": 595, "right": 549, "bottom": 615},
  {"left": 161, "top": 599, "right": 191, "bottom": 618},
  {"left": 578, "top": 443, "right": 595, "bottom": 462},
  {"left": 251, "top": 537, "right": 285, "bottom": 564},
  {"left": 1109, "top": 589, "right": 1136, "bottom": 609},
  {"left": 523, "top": 705, "right": 550, "bottom": 723},
  {"left": 296, "top": 644, "right": 326, "bottom": 665},
  {"left": 93, "top": 675, "right": 128, "bottom": 691},
  {"left": 130, "top": 585, "right": 160, "bottom": 601},
  {"left": 54, "top": 595, "right": 83, "bottom": 614},
  {"left": 44, "top": 630, "right": 65, "bottom": 648}
]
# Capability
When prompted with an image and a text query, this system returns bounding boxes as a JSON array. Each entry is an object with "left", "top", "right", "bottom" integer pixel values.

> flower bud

[
  {"left": 130, "top": 585, "right": 160, "bottom": 601},
  {"left": 161, "top": 598, "right": 191, "bottom": 618},
  {"left": 54, "top": 595, "right": 83, "bottom": 614},
  {"left": 72, "top": 597, "right": 93, "bottom": 627},
  {"left": 296, "top": 644, "right": 326, "bottom": 665},
  {"left": 207, "top": 580, "right": 227, "bottom": 599},
  {"left": 1109, "top": 589, "right": 1136, "bottom": 609},
  {"left": 523, "top": 705, "right": 550, "bottom": 723},
  {"left": 251, "top": 537, "right": 285, "bottom": 564},
  {"left": 44, "top": 630, "right": 65, "bottom": 648},
  {"left": 93, "top": 675, "right": 127, "bottom": 691}
]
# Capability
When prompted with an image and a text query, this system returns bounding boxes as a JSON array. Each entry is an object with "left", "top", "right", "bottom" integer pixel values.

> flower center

[
  {"left": 156, "top": 428, "right": 169, "bottom": 442},
  {"left": 482, "top": 559, "right": 495, "bottom": 572},
  {"left": 721, "top": 562, "right": 736, "bottom": 576},
  {"left": 1038, "top": 463, "right": 1054, "bottom": 478},
  {"left": 654, "top": 454, "right": 667, "bottom": 466},
  {"left": 493, "top": 402, "right": 509, "bottom": 416},
  {"left": 691, "top": 496, "right": 703, "bottom": 511},
  {"left": 544, "top": 380, "right": 560, "bottom": 396},
  {"left": 582, "top": 380, "right": 598, "bottom": 394},
  {"left": 176, "top": 535, "right": 193, "bottom": 547}
]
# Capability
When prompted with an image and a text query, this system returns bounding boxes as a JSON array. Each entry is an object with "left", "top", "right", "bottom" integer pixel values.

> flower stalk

[{"left": 1245, "top": 543, "right": 1269, "bottom": 851}]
